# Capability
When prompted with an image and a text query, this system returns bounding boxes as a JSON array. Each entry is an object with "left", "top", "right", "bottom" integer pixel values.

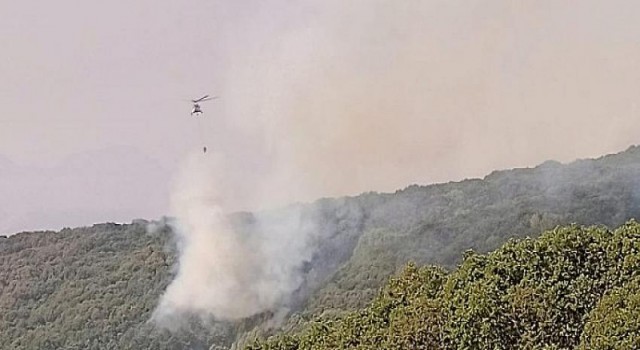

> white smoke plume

[
  {"left": 153, "top": 152, "right": 320, "bottom": 322},
  {"left": 153, "top": 0, "right": 640, "bottom": 326}
]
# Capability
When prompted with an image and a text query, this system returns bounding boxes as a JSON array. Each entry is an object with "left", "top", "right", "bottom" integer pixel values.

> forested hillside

[
  {"left": 296, "top": 145, "right": 640, "bottom": 315},
  {"left": 3, "top": 146, "right": 640, "bottom": 349},
  {"left": 0, "top": 222, "right": 235, "bottom": 349},
  {"left": 247, "top": 221, "right": 640, "bottom": 350}
]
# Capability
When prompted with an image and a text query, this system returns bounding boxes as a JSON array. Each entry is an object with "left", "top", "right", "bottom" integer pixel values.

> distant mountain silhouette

[{"left": 0, "top": 146, "right": 171, "bottom": 234}]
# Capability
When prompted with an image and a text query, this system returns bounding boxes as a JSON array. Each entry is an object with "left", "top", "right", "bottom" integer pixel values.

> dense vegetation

[
  {"left": 3, "top": 145, "right": 640, "bottom": 349},
  {"left": 0, "top": 222, "right": 234, "bottom": 349},
  {"left": 247, "top": 221, "right": 640, "bottom": 349},
  {"left": 297, "top": 145, "right": 640, "bottom": 315}
]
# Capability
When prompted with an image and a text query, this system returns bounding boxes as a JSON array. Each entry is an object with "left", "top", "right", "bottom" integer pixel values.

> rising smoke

[
  {"left": 153, "top": 152, "right": 326, "bottom": 322},
  {"left": 153, "top": 0, "right": 640, "bottom": 324}
]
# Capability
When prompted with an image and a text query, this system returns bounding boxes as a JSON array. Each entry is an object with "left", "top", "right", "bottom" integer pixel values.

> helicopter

[
  {"left": 190, "top": 95, "right": 217, "bottom": 116},
  {"left": 189, "top": 95, "right": 217, "bottom": 153}
]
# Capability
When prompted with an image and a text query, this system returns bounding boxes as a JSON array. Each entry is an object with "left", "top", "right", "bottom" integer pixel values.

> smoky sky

[{"left": 2, "top": 1, "right": 640, "bottom": 230}]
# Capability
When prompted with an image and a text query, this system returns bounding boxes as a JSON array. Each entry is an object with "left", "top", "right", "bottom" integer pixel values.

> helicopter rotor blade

[
  {"left": 189, "top": 95, "right": 219, "bottom": 103},
  {"left": 193, "top": 95, "right": 210, "bottom": 103}
]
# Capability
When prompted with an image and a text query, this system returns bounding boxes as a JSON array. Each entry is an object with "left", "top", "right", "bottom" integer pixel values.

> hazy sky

[{"left": 2, "top": 1, "right": 640, "bottom": 232}]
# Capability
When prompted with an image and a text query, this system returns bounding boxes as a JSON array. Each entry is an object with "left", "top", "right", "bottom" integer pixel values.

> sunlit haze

[{"left": 2, "top": 1, "right": 640, "bottom": 233}]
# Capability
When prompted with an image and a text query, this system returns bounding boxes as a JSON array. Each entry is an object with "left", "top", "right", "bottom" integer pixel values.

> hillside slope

[
  {"left": 298, "top": 145, "right": 640, "bottom": 315},
  {"left": 3, "top": 146, "right": 640, "bottom": 348},
  {"left": 0, "top": 222, "right": 233, "bottom": 349},
  {"left": 247, "top": 220, "right": 640, "bottom": 350}
]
